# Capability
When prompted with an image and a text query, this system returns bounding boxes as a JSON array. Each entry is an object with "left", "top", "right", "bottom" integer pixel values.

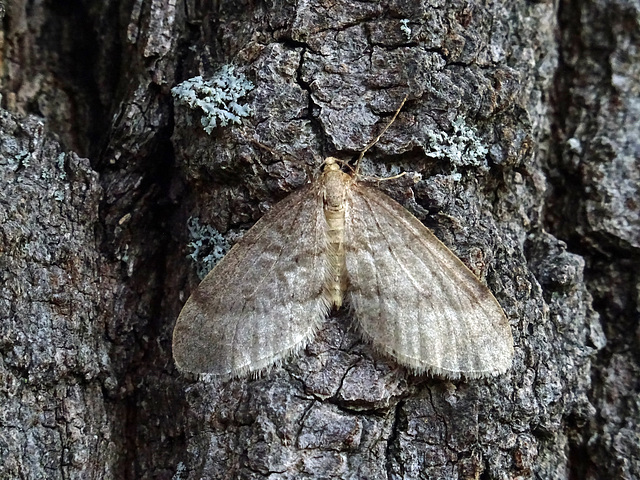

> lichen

[
  {"left": 186, "top": 217, "right": 231, "bottom": 279},
  {"left": 400, "top": 19, "right": 412, "bottom": 40},
  {"left": 171, "top": 65, "right": 254, "bottom": 135},
  {"left": 172, "top": 462, "right": 186, "bottom": 480},
  {"left": 16, "top": 150, "right": 31, "bottom": 169},
  {"left": 56, "top": 153, "right": 67, "bottom": 180},
  {"left": 424, "top": 116, "right": 489, "bottom": 169}
]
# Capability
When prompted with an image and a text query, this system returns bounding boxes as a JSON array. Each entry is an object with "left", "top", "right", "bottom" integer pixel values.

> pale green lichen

[
  {"left": 425, "top": 116, "right": 489, "bottom": 168},
  {"left": 172, "top": 65, "right": 254, "bottom": 134},
  {"left": 172, "top": 462, "right": 186, "bottom": 480},
  {"left": 186, "top": 217, "right": 231, "bottom": 279},
  {"left": 44, "top": 153, "right": 67, "bottom": 181},
  {"left": 16, "top": 150, "right": 31, "bottom": 168},
  {"left": 400, "top": 19, "right": 412, "bottom": 40},
  {"left": 56, "top": 153, "right": 67, "bottom": 180}
]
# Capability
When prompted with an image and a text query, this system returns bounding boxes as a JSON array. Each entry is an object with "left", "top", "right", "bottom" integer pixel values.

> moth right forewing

[
  {"left": 344, "top": 183, "right": 513, "bottom": 378},
  {"left": 173, "top": 181, "right": 332, "bottom": 377}
]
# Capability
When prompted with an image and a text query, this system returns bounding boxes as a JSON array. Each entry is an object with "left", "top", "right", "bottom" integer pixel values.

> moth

[{"left": 173, "top": 100, "right": 514, "bottom": 379}]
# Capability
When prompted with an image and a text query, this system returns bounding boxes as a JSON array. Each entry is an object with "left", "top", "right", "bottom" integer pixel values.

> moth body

[{"left": 321, "top": 158, "right": 350, "bottom": 309}]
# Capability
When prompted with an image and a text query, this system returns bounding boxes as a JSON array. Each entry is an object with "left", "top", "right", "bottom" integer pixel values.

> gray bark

[{"left": 0, "top": 0, "right": 638, "bottom": 479}]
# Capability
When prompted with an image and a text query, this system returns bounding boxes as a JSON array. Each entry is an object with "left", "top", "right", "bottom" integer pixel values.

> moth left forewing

[
  {"left": 173, "top": 181, "right": 332, "bottom": 377},
  {"left": 344, "top": 182, "right": 513, "bottom": 378}
]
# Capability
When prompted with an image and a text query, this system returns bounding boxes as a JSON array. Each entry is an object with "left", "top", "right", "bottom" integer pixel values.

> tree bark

[{"left": 0, "top": 0, "right": 637, "bottom": 479}]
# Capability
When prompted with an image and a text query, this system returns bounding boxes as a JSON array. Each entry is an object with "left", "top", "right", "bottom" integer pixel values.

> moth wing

[
  {"left": 173, "top": 183, "right": 330, "bottom": 377},
  {"left": 344, "top": 185, "right": 513, "bottom": 378}
]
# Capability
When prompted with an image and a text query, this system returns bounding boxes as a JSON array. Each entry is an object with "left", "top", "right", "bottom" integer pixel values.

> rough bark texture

[{"left": 0, "top": 1, "right": 637, "bottom": 479}]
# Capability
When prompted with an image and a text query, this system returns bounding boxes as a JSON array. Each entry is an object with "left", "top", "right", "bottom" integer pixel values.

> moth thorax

[{"left": 322, "top": 165, "right": 350, "bottom": 209}]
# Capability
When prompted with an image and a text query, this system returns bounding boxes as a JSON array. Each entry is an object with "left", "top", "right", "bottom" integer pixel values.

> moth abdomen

[{"left": 321, "top": 159, "right": 349, "bottom": 309}]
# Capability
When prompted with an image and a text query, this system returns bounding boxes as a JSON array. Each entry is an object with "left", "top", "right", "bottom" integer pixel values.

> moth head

[{"left": 323, "top": 157, "right": 342, "bottom": 172}]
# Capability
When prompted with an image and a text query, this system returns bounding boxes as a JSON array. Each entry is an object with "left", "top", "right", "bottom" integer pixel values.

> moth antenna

[
  {"left": 237, "top": 131, "right": 295, "bottom": 163},
  {"left": 357, "top": 171, "right": 408, "bottom": 184},
  {"left": 332, "top": 157, "right": 354, "bottom": 173},
  {"left": 235, "top": 129, "right": 321, "bottom": 182},
  {"left": 354, "top": 94, "right": 409, "bottom": 177},
  {"left": 248, "top": 137, "right": 284, "bottom": 158}
]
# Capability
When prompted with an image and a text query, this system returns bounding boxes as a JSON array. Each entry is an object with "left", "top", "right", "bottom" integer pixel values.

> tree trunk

[{"left": 1, "top": 0, "right": 637, "bottom": 479}]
